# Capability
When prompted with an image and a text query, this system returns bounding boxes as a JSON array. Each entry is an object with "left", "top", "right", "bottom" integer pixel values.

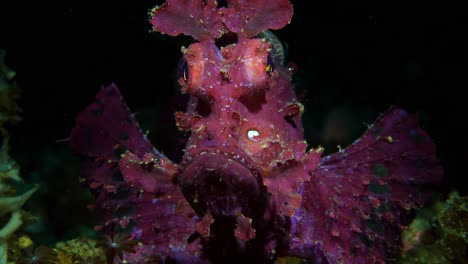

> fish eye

[
  {"left": 177, "top": 57, "right": 189, "bottom": 83},
  {"left": 257, "top": 30, "right": 285, "bottom": 66}
]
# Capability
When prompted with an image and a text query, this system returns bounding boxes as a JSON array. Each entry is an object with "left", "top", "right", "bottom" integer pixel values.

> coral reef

[
  {"left": 0, "top": 48, "right": 38, "bottom": 264},
  {"left": 399, "top": 191, "right": 467, "bottom": 263},
  {"left": 0, "top": 47, "right": 106, "bottom": 264},
  {"left": 16, "top": 238, "right": 106, "bottom": 264},
  {"left": 95, "top": 233, "right": 137, "bottom": 264}
]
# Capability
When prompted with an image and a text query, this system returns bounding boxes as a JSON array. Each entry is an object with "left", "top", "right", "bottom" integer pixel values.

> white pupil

[{"left": 247, "top": 130, "right": 260, "bottom": 141}]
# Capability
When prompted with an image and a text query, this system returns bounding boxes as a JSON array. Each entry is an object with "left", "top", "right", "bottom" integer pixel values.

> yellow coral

[
  {"left": 54, "top": 238, "right": 106, "bottom": 263},
  {"left": 55, "top": 250, "right": 73, "bottom": 264},
  {"left": 17, "top": 235, "right": 33, "bottom": 249}
]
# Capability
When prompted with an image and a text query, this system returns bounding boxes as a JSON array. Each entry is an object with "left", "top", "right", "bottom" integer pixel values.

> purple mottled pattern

[
  {"left": 70, "top": 1, "right": 443, "bottom": 263},
  {"left": 70, "top": 84, "right": 206, "bottom": 263},
  {"left": 288, "top": 107, "right": 443, "bottom": 263}
]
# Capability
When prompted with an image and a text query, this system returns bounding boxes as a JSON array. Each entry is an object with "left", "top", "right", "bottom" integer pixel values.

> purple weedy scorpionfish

[{"left": 69, "top": 0, "right": 443, "bottom": 263}]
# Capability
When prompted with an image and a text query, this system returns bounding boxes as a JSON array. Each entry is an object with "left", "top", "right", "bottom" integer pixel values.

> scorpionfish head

[{"left": 175, "top": 32, "right": 308, "bottom": 218}]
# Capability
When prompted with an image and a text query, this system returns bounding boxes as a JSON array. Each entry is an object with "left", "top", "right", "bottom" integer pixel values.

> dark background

[{"left": 1, "top": 0, "right": 466, "bottom": 245}]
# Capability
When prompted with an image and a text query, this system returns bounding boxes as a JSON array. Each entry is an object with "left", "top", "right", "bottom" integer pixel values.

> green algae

[{"left": 0, "top": 48, "right": 38, "bottom": 264}]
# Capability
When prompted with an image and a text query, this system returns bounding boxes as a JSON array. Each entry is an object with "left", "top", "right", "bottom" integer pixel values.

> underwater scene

[{"left": 1, "top": 0, "right": 466, "bottom": 263}]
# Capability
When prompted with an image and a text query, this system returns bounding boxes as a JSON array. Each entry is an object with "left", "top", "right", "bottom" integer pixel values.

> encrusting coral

[
  {"left": 399, "top": 191, "right": 467, "bottom": 263},
  {"left": 95, "top": 233, "right": 137, "bottom": 264},
  {"left": 16, "top": 238, "right": 107, "bottom": 264}
]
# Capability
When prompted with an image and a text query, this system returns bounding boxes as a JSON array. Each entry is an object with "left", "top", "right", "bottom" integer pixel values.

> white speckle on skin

[{"left": 247, "top": 129, "right": 260, "bottom": 141}]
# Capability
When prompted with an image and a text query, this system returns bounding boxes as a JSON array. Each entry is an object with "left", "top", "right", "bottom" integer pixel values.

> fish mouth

[{"left": 179, "top": 149, "right": 264, "bottom": 218}]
